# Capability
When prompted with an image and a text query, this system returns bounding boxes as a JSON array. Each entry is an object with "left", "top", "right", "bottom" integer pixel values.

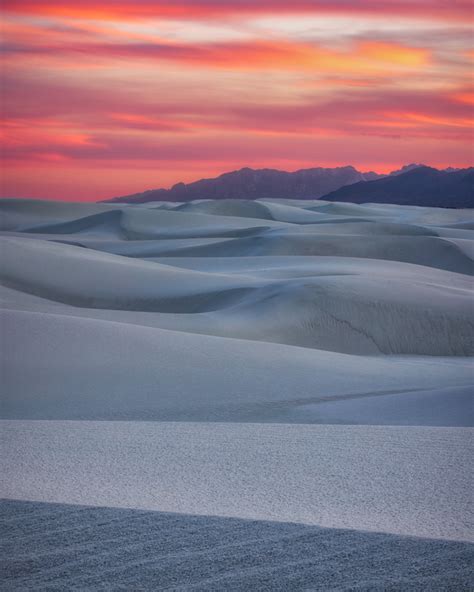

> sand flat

[{"left": 1, "top": 420, "right": 473, "bottom": 541}]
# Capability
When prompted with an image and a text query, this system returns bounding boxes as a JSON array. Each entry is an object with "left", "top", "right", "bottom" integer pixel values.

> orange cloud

[
  {"left": 2, "top": 37, "right": 433, "bottom": 75},
  {"left": 452, "top": 91, "right": 474, "bottom": 105},
  {"left": 358, "top": 42, "right": 429, "bottom": 67},
  {"left": 392, "top": 112, "right": 474, "bottom": 129}
]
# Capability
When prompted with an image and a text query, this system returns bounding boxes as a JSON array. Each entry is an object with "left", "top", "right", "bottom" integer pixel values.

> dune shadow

[{"left": 1, "top": 499, "right": 472, "bottom": 591}]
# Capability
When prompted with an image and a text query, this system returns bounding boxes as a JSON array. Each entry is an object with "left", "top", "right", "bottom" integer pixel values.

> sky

[{"left": 1, "top": 1, "right": 473, "bottom": 201}]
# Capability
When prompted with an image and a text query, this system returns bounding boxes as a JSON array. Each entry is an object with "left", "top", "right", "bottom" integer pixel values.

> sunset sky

[{"left": 1, "top": 0, "right": 473, "bottom": 201}]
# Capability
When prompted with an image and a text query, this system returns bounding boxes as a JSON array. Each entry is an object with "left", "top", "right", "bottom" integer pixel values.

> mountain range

[
  {"left": 323, "top": 166, "right": 473, "bottom": 208},
  {"left": 107, "top": 164, "right": 473, "bottom": 208}
]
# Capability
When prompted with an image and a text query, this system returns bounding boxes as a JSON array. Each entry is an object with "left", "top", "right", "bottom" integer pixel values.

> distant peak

[
  {"left": 171, "top": 181, "right": 186, "bottom": 190},
  {"left": 389, "top": 163, "right": 425, "bottom": 176}
]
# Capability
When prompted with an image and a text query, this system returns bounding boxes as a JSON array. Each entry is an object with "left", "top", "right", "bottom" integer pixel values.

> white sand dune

[
  {"left": 141, "top": 254, "right": 474, "bottom": 286},
  {"left": 3, "top": 278, "right": 471, "bottom": 356},
  {"left": 1, "top": 198, "right": 473, "bottom": 589},
  {"left": 176, "top": 198, "right": 276, "bottom": 220},
  {"left": 2, "top": 309, "right": 473, "bottom": 421},
  {"left": 120, "top": 207, "right": 288, "bottom": 239},
  {"left": 0, "top": 237, "right": 262, "bottom": 312},
  {"left": 1, "top": 198, "right": 472, "bottom": 415},
  {"left": 287, "top": 385, "right": 473, "bottom": 426},
  {"left": 155, "top": 232, "right": 472, "bottom": 273},
  {"left": 2, "top": 236, "right": 472, "bottom": 354},
  {"left": 0, "top": 198, "right": 116, "bottom": 231}
]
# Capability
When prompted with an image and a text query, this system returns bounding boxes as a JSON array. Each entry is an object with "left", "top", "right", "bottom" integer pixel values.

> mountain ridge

[
  {"left": 105, "top": 165, "right": 383, "bottom": 203},
  {"left": 105, "top": 164, "right": 473, "bottom": 207},
  {"left": 321, "top": 166, "right": 474, "bottom": 208}
]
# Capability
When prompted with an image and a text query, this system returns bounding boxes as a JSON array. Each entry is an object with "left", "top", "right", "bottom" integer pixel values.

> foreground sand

[{"left": 1, "top": 198, "right": 473, "bottom": 589}]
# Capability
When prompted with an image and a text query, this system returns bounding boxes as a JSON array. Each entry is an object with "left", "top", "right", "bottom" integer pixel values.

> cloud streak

[{"left": 2, "top": 38, "right": 432, "bottom": 75}]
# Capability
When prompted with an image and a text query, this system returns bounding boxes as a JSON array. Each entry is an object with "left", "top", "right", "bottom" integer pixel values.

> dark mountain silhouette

[
  {"left": 320, "top": 166, "right": 474, "bottom": 208},
  {"left": 106, "top": 164, "right": 473, "bottom": 207},
  {"left": 107, "top": 166, "right": 382, "bottom": 203}
]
